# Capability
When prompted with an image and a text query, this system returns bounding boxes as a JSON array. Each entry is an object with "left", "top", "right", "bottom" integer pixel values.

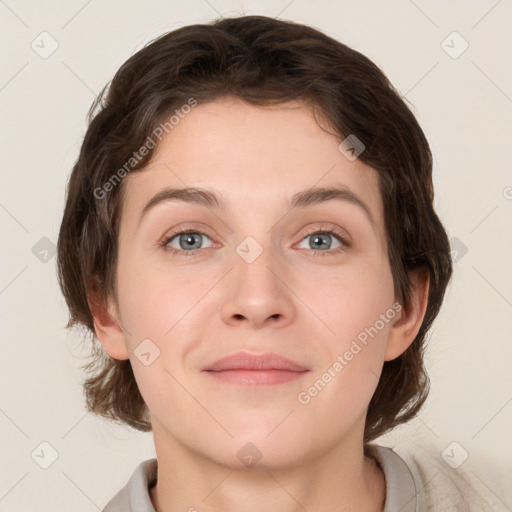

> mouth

[
  {"left": 204, "top": 368, "right": 309, "bottom": 386},
  {"left": 202, "top": 351, "right": 310, "bottom": 386}
]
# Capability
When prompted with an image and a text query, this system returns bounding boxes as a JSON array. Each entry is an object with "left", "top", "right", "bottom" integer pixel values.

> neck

[{"left": 149, "top": 421, "right": 386, "bottom": 512}]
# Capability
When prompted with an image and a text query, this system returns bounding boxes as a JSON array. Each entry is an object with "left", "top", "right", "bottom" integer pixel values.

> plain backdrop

[{"left": 1, "top": 1, "right": 511, "bottom": 511}]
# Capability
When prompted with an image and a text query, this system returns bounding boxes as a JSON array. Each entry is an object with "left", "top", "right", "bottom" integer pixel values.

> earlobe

[
  {"left": 384, "top": 269, "right": 430, "bottom": 361},
  {"left": 87, "top": 278, "right": 130, "bottom": 361}
]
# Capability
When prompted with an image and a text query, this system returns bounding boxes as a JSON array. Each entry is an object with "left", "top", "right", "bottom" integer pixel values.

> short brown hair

[{"left": 56, "top": 15, "right": 453, "bottom": 443}]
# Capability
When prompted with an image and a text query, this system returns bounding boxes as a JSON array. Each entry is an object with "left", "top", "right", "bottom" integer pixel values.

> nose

[{"left": 220, "top": 243, "right": 296, "bottom": 330}]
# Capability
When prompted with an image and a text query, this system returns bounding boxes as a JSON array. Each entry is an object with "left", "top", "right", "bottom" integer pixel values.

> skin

[{"left": 90, "top": 96, "right": 429, "bottom": 512}]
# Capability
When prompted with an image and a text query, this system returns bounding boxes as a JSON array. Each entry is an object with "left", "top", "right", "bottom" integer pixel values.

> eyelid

[
  {"left": 160, "top": 225, "right": 216, "bottom": 252},
  {"left": 297, "top": 223, "right": 352, "bottom": 246},
  {"left": 159, "top": 222, "right": 215, "bottom": 243}
]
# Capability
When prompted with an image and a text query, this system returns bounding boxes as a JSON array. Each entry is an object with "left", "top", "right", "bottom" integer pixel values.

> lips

[{"left": 202, "top": 351, "right": 309, "bottom": 372}]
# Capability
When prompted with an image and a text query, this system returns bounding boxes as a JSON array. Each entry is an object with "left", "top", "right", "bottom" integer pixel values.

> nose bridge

[
  {"left": 220, "top": 230, "right": 295, "bottom": 328},
  {"left": 234, "top": 231, "right": 285, "bottom": 297}
]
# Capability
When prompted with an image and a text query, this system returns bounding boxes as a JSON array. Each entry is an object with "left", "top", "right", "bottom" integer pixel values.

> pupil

[{"left": 313, "top": 234, "right": 330, "bottom": 249}]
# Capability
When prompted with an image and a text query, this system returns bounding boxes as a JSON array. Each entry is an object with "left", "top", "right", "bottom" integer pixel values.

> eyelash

[{"left": 160, "top": 226, "right": 351, "bottom": 258}]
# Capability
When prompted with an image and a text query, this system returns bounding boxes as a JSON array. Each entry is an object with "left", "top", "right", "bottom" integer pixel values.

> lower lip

[{"left": 204, "top": 369, "right": 309, "bottom": 385}]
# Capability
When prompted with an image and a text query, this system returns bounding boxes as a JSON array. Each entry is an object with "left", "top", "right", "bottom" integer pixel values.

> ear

[
  {"left": 384, "top": 269, "right": 430, "bottom": 361},
  {"left": 87, "top": 277, "right": 130, "bottom": 361}
]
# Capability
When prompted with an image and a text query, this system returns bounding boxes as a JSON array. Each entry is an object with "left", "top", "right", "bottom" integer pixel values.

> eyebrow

[{"left": 137, "top": 186, "right": 376, "bottom": 227}]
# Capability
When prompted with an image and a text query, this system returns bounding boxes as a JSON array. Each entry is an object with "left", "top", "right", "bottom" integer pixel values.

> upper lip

[{"left": 202, "top": 351, "right": 309, "bottom": 372}]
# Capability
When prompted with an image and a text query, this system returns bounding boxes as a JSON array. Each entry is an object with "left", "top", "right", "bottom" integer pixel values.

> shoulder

[
  {"left": 102, "top": 458, "right": 158, "bottom": 512},
  {"left": 376, "top": 437, "right": 511, "bottom": 512}
]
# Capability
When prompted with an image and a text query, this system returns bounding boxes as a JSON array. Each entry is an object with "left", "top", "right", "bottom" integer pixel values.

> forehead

[{"left": 119, "top": 97, "right": 385, "bottom": 240}]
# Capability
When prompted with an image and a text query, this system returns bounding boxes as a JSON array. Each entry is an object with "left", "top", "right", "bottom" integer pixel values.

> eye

[
  {"left": 296, "top": 228, "right": 350, "bottom": 256},
  {"left": 162, "top": 228, "right": 214, "bottom": 256}
]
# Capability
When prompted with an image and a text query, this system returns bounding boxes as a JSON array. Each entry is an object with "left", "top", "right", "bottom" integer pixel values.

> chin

[{"left": 204, "top": 433, "right": 310, "bottom": 472}]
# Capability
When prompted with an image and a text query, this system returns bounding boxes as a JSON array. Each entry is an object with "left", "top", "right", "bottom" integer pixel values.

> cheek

[
  {"left": 117, "top": 248, "right": 206, "bottom": 333},
  {"left": 117, "top": 275, "right": 168, "bottom": 333},
  {"left": 296, "top": 254, "right": 395, "bottom": 336},
  {"left": 299, "top": 257, "right": 395, "bottom": 402}
]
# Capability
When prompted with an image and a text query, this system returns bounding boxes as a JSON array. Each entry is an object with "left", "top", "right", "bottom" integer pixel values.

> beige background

[{"left": 1, "top": 1, "right": 511, "bottom": 510}]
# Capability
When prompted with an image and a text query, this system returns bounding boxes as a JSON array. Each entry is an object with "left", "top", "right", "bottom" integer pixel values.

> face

[{"left": 105, "top": 96, "right": 409, "bottom": 469}]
